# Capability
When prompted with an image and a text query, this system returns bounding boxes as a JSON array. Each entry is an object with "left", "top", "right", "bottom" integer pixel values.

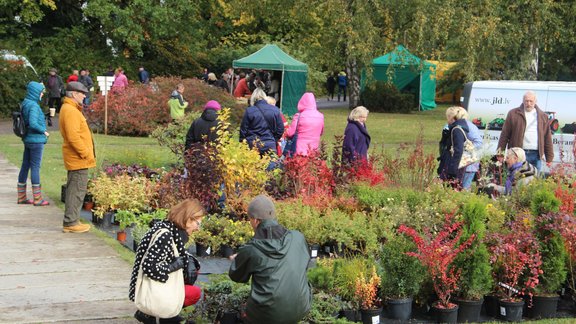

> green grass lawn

[{"left": 0, "top": 105, "right": 449, "bottom": 204}]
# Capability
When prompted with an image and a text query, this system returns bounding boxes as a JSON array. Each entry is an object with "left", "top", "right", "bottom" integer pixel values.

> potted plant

[
  {"left": 530, "top": 212, "right": 568, "bottom": 319},
  {"left": 487, "top": 215, "right": 542, "bottom": 322},
  {"left": 332, "top": 257, "right": 373, "bottom": 322},
  {"left": 89, "top": 172, "right": 154, "bottom": 220},
  {"left": 354, "top": 266, "right": 382, "bottom": 324},
  {"left": 379, "top": 234, "right": 425, "bottom": 321},
  {"left": 454, "top": 198, "right": 493, "bottom": 323},
  {"left": 399, "top": 213, "right": 476, "bottom": 324},
  {"left": 114, "top": 210, "right": 137, "bottom": 239},
  {"left": 218, "top": 218, "right": 253, "bottom": 258},
  {"left": 202, "top": 276, "right": 250, "bottom": 323},
  {"left": 130, "top": 209, "right": 168, "bottom": 251},
  {"left": 191, "top": 215, "right": 225, "bottom": 257}
]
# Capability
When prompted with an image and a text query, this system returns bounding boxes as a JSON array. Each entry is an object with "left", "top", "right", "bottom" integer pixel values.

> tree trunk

[{"left": 347, "top": 57, "right": 361, "bottom": 109}]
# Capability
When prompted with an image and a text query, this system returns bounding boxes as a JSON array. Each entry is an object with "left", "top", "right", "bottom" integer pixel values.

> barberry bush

[{"left": 87, "top": 76, "right": 240, "bottom": 136}]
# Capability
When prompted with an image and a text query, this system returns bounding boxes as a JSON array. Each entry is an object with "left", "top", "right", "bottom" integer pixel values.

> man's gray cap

[
  {"left": 248, "top": 195, "right": 276, "bottom": 220},
  {"left": 66, "top": 81, "right": 89, "bottom": 94}
]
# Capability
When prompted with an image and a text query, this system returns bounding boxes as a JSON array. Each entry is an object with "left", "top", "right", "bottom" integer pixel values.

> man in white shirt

[{"left": 497, "top": 91, "right": 553, "bottom": 171}]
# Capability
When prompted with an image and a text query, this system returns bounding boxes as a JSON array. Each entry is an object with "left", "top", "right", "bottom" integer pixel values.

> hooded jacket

[
  {"left": 239, "top": 100, "right": 284, "bottom": 154},
  {"left": 59, "top": 97, "right": 96, "bottom": 171},
  {"left": 342, "top": 119, "right": 371, "bottom": 162},
  {"left": 285, "top": 93, "right": 324, "bottom": 156},
  {"left": 168, "top": 90, "right": 188, "bottom": 120},
  {"left": 497, "top": 104, "right": 553, "bottom": 162},
  {"left": 21, "top": 82, "right": 48, "bottom": 144},
  {"left": 438, "top": 118, "right": 469, "bottom": 178},
  {"left": 229, "top": 219, "right": 311, "bottom": 324},
  {"left": 185, "top": 108, "right": 220, "bottom": 150},
  {"left": 45, "top": 74, "right": 64, "bottom": 98}
]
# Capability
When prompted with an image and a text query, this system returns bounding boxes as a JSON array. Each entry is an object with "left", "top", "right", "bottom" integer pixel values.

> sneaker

[{"left": 63, "top": 223, "right": 91, "bottom": 233}]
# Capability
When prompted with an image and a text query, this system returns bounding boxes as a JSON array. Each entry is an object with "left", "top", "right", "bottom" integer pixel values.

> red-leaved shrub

[{"left": 87, "top": 77, "right": 240, "bottom": 136}]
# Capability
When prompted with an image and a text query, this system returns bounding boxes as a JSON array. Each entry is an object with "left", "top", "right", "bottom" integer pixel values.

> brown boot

[
  {"left": 32, "top": 184, "right": 49, "bottom": 206},
  {"left": 17, "top": 183, "right": 33, "bottom": 204},
  {"left": 63, "top": 223, "right": 91, "bottom": 233}
]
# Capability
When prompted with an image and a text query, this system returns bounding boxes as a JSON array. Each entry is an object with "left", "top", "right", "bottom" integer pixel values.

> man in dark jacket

[
  {"left": 184, "top": 100, "right": 221, "bottom": 151},
  {"left": 229, "top": 195, "right": 312, "bottom": 324},
  {"left": 497, "top": 91, "right": 553, "bottom": 172},
  {"left": 45, "top": 68, "right": 64, "bottom": 113},
  {"left": 239, "top": 88, "right": 284, "bottom": 155}
]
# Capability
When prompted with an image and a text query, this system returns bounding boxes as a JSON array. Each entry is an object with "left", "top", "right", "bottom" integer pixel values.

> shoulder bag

[
  {"left": 134, "top": 228, "right": 185, "bottom": 318},
  {"left": 283, "top": 114, "right": 301, "bottom": 157},
  {"left": 450, "top": 126, "right": 479, "bottom": 169}
]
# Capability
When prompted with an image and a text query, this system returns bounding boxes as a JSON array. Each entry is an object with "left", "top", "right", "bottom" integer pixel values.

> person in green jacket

[
  {"left": 168, "top": 83, "right": 188, "bottom": 121},
  {"left": 229, "top": 195, "right": 312, "bottom": 324}
]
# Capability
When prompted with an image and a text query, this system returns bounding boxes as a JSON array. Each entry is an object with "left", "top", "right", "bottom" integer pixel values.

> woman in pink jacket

[{"left": 285, "top": 92, "right": 324, "bottom": 156}]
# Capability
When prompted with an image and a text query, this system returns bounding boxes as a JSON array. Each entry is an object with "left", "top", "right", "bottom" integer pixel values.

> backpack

[{"left": 12, "top": 104, "right": 27, "bottom": 138}]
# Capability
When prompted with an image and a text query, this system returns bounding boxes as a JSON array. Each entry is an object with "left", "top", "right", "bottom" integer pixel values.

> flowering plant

[
  {"left": 398, "top": 213, "right": 475, "bottom": 309},
  {"left": 487, "top": 215, "right": 542, "bottom": 301},
  {"left": 214, "top": 108, "right": 270, "bottom": 217},
  {"left": 354, "top": 266, "right": 381, "bottom": 310},
  {"left": 283, "top": 149, "right": 335, "bottom": 207}
]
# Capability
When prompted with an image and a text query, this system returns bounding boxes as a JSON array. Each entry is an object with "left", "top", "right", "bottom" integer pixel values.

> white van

[{"left": 461, "top": 80, "right": 576, "bottom": 165}]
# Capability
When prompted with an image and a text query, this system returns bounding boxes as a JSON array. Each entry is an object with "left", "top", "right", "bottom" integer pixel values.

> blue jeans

[
  {"left": 461, "top": 172, "right": 476, "bottom": 190},
  {"left": 18, "top": 143, "right": 44, "bottom": 185},
  {"left": 524, "top": 150, "right": 542, "bottom": 173}
]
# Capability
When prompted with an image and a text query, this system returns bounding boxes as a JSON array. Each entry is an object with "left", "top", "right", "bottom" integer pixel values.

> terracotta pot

[{"left": 116, "top": 230, "right": 126, "bottom": 243}]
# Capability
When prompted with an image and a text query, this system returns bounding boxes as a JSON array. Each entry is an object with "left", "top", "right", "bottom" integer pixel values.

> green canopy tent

[
  {"left": 368, "top": 45, "right": 437, "bottom": 110},
  {"left": 233, "top": 44, "right": 308, "bottom": 116}
]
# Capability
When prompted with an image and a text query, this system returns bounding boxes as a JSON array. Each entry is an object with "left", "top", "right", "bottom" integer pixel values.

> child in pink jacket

[{"left": 285, "top": 92, "right": 324, "bottom": 156}]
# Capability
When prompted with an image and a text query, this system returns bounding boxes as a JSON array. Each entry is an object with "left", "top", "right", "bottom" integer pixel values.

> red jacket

[
  {"left": 233, "top": 78, "right": 251, "bottom": 97},
  {"left": 497, "top": 105, "right": 553, "bottom": 162}
]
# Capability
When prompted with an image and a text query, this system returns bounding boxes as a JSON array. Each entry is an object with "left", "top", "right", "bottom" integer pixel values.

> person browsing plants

[
  {"left": 59, "top": 81, "right": 93, "bottom": 233},
  {"left": 129, "top": 198, "right": 205, "bottom": 324},
  {"left": 228, "top": 195, "right": 312, "bottom": 324}
]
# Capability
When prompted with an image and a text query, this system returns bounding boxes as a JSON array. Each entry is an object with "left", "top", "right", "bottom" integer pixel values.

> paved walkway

[{"left": 0, "top": 156, "right": 137, "bottom": 323}]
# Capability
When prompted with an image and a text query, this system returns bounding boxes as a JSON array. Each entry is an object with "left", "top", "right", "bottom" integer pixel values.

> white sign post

[{"left": 96, "top": 76, "right": 115, "bottom": 135}]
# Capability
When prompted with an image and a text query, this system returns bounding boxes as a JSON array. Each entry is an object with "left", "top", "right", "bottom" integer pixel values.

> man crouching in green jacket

[{"left": 229, "top": 195, "right": 312, "bottom": 323}]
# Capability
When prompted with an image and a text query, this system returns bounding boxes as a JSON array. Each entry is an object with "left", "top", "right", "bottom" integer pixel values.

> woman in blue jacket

[{"left": 17, "top": 81, "right": 50, "bottom": 206}]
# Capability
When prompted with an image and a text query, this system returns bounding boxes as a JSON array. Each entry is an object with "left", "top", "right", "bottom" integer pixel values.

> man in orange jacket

[{"left": 59, "top": 81, "right": 95, "bottom": 233}]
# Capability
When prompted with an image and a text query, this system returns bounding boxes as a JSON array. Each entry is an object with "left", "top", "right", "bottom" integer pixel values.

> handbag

[
  {"left": 283, "top": 114, "right": 301, "bottom": 157},
  {"left": 184, "top": 251, "right": 200, "bottom": 286},
  {"left": 450, "top": 126, "right": 479, "bottom": 168},
  {"left": 134, "top": 228, "right": 185, "bottom": 318}
]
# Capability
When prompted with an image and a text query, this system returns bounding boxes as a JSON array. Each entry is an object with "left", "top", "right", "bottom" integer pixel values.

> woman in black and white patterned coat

[{"left": 129, "top": 198, "right": 205, "bottom": 324}]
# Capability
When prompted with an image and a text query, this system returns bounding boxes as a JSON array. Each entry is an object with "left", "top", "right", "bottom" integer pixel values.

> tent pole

[
  {"left": 280, "top": 68, "right": 285, "bottom": 113},
  {"left": 419, "top": 73, "right": 423, "bottom": 111}
]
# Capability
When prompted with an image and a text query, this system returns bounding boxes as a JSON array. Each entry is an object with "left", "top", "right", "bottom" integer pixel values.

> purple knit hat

[{"left": 204, "top": 100, "right": 221, "bottom": 110}]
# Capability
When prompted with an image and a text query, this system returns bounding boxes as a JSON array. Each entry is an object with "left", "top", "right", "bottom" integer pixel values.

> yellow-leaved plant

[{"left": 214, "top": 108, "right": 271, "bottom": 217}]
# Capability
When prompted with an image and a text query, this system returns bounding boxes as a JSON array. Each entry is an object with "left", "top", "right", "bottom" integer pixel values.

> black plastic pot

[
  {"left": 195, "top": 243, "right": 211, "bottom": 257},
  {"left": 309, "top": 244, "right": 320, "bottom": 258},
  {"left": 499, "top": 299, "right": 524, "bottom": 322},
  {"left": 102, "top": 212, "right": 114, "bottom": 228},
  {"left": 386, "top": 297, "right": 412, "bottom": 320},
  {"left": 530, "top": 295, "right": 559, "bottom": 319},
  {"left": 483, "top": 294, "right": 500, "bottom": 318},
  {"left": 433, "top": 304, "right": 458, "bottom": 323},
  {"left": 455, "top": 298, "right": 483, "bottom": 323},
  {"left": 219, "top": 244, "right": 235, "bottom": 258},
  {"left": 360, "top": 307, "right": 382, "bottom": 324},
  {"left": 216, "top": 310, "right": 238, "bottom": 324},
  {"left": 339, "top": 309, "right": 361, "bottom": 322},
  {"left": 61, "top": 184, "right": 66, "bottom": 203}
]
